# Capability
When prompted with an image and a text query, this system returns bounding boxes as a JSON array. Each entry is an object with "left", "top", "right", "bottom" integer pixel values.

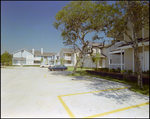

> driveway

[{"left": 1, "top": 67, "right": 149, "bottom": 118}]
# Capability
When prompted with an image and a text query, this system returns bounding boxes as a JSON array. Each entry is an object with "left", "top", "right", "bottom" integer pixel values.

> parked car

[
  {"left": 40, "top": 64, "right": 52, "bottom": 68},
  {"left": 48, "top": 65, "right": 67, "bottom": 71}
]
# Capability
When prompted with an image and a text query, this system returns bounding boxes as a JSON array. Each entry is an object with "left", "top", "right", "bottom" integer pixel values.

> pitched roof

[
  {"left": 118, "top": 37, "right": 149, "bottom": 48},
  {"left": 28, "top": 50, "right": 57, "bottom": 56},
  {"left": 12, "top": 48, "right": 33, "bottom": 55},
  {"left": 61, "top": 48, "right": 75, "bottom": 53}
]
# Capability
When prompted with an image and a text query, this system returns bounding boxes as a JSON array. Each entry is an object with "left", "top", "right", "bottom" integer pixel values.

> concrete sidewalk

[{"left": 1, "top": 67, "right": 149, "bottom": 118}]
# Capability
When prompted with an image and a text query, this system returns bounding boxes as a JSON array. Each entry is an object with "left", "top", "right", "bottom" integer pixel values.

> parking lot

[{"left": 1, "top": 67, "right": 149, "bottom": 118}]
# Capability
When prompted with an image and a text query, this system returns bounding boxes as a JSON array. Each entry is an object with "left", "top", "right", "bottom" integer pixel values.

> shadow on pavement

[
  {"left": 49, "top": 70, "right": 149, "bottom": 105},
  {"left": 87, "top": 80, "right": 149, "bottom": 105}
]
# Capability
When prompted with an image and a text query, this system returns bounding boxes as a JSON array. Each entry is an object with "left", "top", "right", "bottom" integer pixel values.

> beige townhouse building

[
  {"left": 83, "top": 41, "right": 109, "bottom": 68},
  {"left": 60, "top": 42, "right": 109, "bottom": 68},
  {"left": 107, "top": 21, "right": 149, "bottom": 72}
]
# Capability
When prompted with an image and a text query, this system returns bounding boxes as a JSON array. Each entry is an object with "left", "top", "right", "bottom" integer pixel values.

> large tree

[
  {"left": 53, "top": 1, "right": 115, "bottom": 74},
  {"left": 93, "top": 1, "right": 149, "bottom": 89},
  {"left": 1, "top": 51, "right": 13, "bottom": 66}
]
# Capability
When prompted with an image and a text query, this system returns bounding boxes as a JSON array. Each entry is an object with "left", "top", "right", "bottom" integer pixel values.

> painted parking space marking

[
  {"left": 58, "top": 87, "right": 129, "bottom": 118},
  {"left": 49, "top": 80, "right": 90, "bottom": 83},
  {"left": 44, "top": 75, "right": 46, "bottom": 78},
  {"left": 58, "top": 96, "right": 75, "bottom": 118},
  {"left": 59, "top": 87, "right": 128, "bottom": 97},
  {"left": 84, "top": 102, "right": 149, "bottom": 118}
]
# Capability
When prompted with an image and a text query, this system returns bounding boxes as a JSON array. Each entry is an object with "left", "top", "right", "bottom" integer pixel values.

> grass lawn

[
  {"left": 67, "top": 66, "right": 94, "bottom": 72},
  {"left": 67, "top": 70, "right": 149, "bottom": 96},
  {"left": 1, "top": 66, "right": 15, "bottom": 69}
]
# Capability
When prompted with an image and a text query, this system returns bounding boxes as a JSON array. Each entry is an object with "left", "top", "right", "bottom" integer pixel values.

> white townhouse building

[
  {"left": 83, "top": 41, "right": 109, "bottom": 68},
  {"left": 59, "top": 42, "right": 109, "bottom": 68},
  {"left": 107, "top": 21, "right": 149, "bottom": 72},
  {"left": 12, "top": 48, "right": 60, "bottom": 66},
  {"left": 59, "top": 48, "right": 77, "bottom": 66}
]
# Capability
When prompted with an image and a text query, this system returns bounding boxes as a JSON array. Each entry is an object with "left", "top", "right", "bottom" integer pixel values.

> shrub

[
  {"left": 134, "top": 72, "right": 137, "bottom": 75},
  {"left": 103, "top": 68, "right": 109, "bottom": 72},
  {"left": 117, "top": 67, "right": 121, "bottom": 73},
  {"left": 95, "top": 68, "right": 109, "bottom": 72},
  {"left": 109, "top": 68, "right": 117, "bottom": 73},
  {"left": 142, "top": 71, "right": 147, "bottom": 74},
  {"left": 147, "top": 70, "right": 149, "bottom": 74},
  {"left": 127, "top": 69, "right": 133, "bottom": 74},
  {"left": 121, "top": 70, "right": 127, "bottom": 73}
]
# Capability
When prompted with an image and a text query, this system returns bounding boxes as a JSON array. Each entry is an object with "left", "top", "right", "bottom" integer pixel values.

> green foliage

[
  {"left": 60, "top": 58, "right": 64, "bottom": 65},
  {"left": 53, "top": 1, "right": 120, "bottom": 74},
  {"left": 127, "top": 69, "right": 133, "bottom": 74},
  {"left": 53, "top": 1, "right": 100, "bottom": 45},
  {"left": 121, "top": 70, "right": 127, "bottom": 73},
  {"left": 147, "top": 70, "right": 149, "bottom": 76},
  {"left": 1, "top": 51, "right": 12, "bottom": 66},
  {"left": 109, "top": 68, "right": 117, "bottom": 73},
  {"left": 55, "top": 59, "right": 58, "bottom": 65},
  {"left": 91, "top": 53, "right": 101, "bottom": 69},
  {"left": 9, "top": 61, "right": 12, "bottom": 66},
  {"left": 40, "top": 58, "right": 43, "bottom": 63},
  {"left": 142, "top": 71, "right": 147, "bottom": 74},
  {"left": 117, "top": 67, "right": 121, "bottom": 73},
  {"left": 134, "top": 72, "right": 137, "bottom": 75}
]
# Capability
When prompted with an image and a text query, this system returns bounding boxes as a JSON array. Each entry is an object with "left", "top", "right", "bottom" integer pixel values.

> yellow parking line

[
  {"left": 49, "top": 80, "right": 89, "bottom": 83},
  {"left": 84, "top": 102, "right": 149, "bottom": 118},
  {"left": 44, "top": 75, "right": 46, "bottom": 78},
  {"left": 60, "top": 87, "right": 128, "bottom": 97},
  {"left": 58, "top": 87, "right": 128, "bottom": 118},
  {"left": 58, "top": 96, "right": 75, "bottom": 118}
]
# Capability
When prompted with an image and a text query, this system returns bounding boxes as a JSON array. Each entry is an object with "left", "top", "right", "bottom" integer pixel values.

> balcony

[
  {"left": 64, "top": 56, "right": 71, "bottom": 60},
  {"left": 34, "top": 57, "right": 41, "bottom": 61}
]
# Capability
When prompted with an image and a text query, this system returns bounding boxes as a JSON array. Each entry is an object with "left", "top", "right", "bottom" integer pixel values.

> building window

[
  {"left": 109, "top": 59, "right": 112, "bottom": 64},
  {"left": 57, "top": 56, "right": 59, "bottom": 60}
]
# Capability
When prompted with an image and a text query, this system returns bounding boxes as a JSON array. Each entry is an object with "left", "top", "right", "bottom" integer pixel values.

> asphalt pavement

[{"left": 1, "top": 67, "right": 149, "bottom": 118}]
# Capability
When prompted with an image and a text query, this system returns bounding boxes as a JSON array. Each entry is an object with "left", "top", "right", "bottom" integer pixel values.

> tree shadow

[
  {"left": 48, "top": 70, "right": 73, "bottom": 76},
  {"left": 86, "top": 79, "right": 149, "bottom": 105},
  {"left": 49, "top": 71, "right": 149, "bottom": 105}
]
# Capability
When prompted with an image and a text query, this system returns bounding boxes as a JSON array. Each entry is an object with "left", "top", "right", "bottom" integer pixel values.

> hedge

[{"left": 86, "top": 70, "right": 149, "bottom": 85}]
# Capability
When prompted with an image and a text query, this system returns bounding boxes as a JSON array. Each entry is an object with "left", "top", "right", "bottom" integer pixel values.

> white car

[{"left": 40, "top": 64, "right": 52, "bottom": 68}]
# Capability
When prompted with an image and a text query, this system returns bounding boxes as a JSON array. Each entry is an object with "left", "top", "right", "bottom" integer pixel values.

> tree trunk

[
  {"left": 134, "top": 35, "right": 143, "bottom": 89},
  {"left": 72, "top": 53, "right": 82, "bottom": 74}
]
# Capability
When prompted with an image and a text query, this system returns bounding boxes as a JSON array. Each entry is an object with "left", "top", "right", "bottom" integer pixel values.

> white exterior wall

[
  {"left": 83, "top": 58, "right": 96, "bottom": 68},
  {"left": 101, "top": 48, "right": 109, "bottom": 68},
  {"left": 13, "top": 50, "right": 34, "bottom": 65}
]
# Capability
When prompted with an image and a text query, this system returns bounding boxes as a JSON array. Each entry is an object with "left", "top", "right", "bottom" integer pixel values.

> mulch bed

[{"left": 86, "top": 70, "right": 149, "bottom": 85}]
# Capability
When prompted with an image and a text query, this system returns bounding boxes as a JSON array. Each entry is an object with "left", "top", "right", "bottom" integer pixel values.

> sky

[{"left": 1, "top": 1, "right": 114, "bottom": 55}]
